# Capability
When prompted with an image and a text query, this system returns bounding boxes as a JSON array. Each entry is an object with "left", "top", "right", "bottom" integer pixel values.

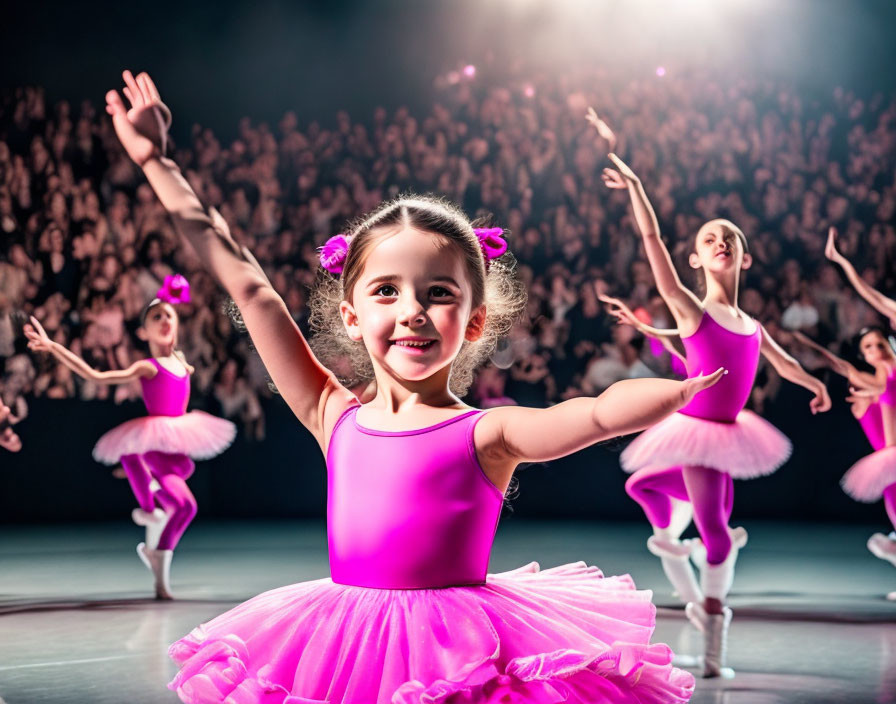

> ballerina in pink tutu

[
  {"left": 600, "top": 149, "right": 830, "bottom": 676},
  {"left": 25, "top": 276, "right": 236, "bottom": 599},
  {"left": 103, "top": 70, "right": 734, "bottom": 703},
  {"left": 794, "top": 327, "right": 896, "bottom": 598}
]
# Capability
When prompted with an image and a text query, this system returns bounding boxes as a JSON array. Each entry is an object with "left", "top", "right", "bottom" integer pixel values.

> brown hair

[{"left": 309, "top": 194, "right": 526, "bottom": 396}]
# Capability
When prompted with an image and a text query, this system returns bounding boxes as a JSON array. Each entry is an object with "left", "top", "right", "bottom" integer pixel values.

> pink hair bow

[
  {"left": 474, "top": 227, "right": 507, "bottom": 266},
  {"left": 320, "top": 234, "right": 351, "bottom": 275},
  {"left": 157, "top": 274, "right": 191, "bottom": 304}
]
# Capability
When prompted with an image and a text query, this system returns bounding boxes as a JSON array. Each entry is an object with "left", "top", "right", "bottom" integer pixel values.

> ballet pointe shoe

[
  {"left": 132, "top": 508, "right": 168, "bottom": 550},
  {"left": 867, "top": 532, "right": 896, "bottom": 567},
  {"left": 690, "top": 526, "right": 748, "bottom": 571},
  {"left": 136, "top": 542, "right": 174, "bottom": 600},
  {"left": 647, "top": 536, "right": 703, "bottom": 604},
  {"left": 686, "top": 602, "right": 734, "bottom": 678}
]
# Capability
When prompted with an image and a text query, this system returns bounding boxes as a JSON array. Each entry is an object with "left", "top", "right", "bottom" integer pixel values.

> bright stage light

[
  {"left": 524, "top": 84, "right": 535, "bottom": 98},
  {"left": 463, "top": 64, "right": 477, "bottom": 78},
  {"left": 656, "top": 66, "right": 666, "bottom": 77}
]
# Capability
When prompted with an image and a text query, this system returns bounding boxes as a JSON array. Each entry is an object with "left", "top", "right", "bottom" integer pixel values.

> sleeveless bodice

[
  {"left": 326, "top": 406, "right": 503, "bottom": 589},
  {"left": 678, "top": 312, "right": 761, "bottom": 423},
  {"left": 140, "top": 358, "right": 190, "bottom": 417}
]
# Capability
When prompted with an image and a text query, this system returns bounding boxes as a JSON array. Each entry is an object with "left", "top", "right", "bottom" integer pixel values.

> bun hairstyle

[
  {"left": 140, "top": 274, "right": 192, "bottom": 325},
  {"left": 309, "top": 194, "right": 526, "bottom": 395}
]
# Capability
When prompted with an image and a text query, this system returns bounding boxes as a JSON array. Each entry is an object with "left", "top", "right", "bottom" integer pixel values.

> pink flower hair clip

[
  {"left": 320, "top": 234, "right": 351, "bottom": 275},
  {"left": 474, "top": 227, "right": 508, "bottom": 268},
  {"left": 157, "top": 274, "right": 191, "bottom": 304}
]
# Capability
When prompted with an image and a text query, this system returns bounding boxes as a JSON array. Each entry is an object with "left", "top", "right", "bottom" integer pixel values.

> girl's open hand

[
  {"left": 24, "top": 316, "right": 53, "bottom": 354},
  {"left": 824, "top": 227, "right": 846, "bottom": 264},
  {"left": 601, "top": 153, "right": 638, "bottom": 190},
  {"left": 105, "top": 70, "right": 172, "bottom": 167},
  {"left": 598, "top": 293, "right": 640, "bottom": 328},
  {"left": 585, "top": 107, "right": 617, "bottom": 151}
]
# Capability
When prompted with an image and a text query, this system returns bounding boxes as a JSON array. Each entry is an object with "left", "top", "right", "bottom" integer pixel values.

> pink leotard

[
  {"left": 858, "top": 403, "right": 886, "bottom": 451},
  {"left": 678, "top": 312, "right": 761, "bottom": 422},
  {"left": 140, "top": 359, "right": 189, "bottom": 416},
  {"left": 326, "top": 406, "right": 502, "bottom": 589}
]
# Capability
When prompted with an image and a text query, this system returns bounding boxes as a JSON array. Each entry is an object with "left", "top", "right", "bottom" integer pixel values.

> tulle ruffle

[
  {"left": 92, "top": 411, "right": 236, "bottom": 464},
  {"left": 621, "top": 409, "right": 791, "bottom": 478},
  {"left": 842, "top": 446, "right": 896, "bottom": 502},
  {"left": 168, "top": 562, "right": 694, "bottom": 704}
]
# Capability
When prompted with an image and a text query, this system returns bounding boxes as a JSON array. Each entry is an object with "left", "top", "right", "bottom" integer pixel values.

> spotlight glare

[
  {"left": 524, "top": 84, "right": 535, "bottom": 98},
  {"left": 463, "top": 64, "right": 476, "bottom": 78},
  {"left": 656, "top": 66, "right": 666, "bottom": 77}
]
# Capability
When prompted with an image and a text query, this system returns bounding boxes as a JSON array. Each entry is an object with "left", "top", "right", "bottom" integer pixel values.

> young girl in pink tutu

[
  {"left": 794, "top": 325, "right": 896, "bottom": 599},
  {"left": 103, "top": 70, "right": 732, "bottom": 704},
  {"left": 600, "top": 151, "right": 830, "bottom": 676},
  {"left": 25, "top": 277, "right": 236, "bottom": 599}
]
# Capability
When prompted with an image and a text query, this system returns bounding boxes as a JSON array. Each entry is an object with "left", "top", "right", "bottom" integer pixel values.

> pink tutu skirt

[
  {"left": 168, "top": 562, "right": 694, "bottom": 704},
  {"left": 621, "top": 410, "right": 792, "bottom": 479},
  {"left": 842, "top": 446, "right": 896, "bottom": 502},
  {"left": 92, "top": 411, "right": 236, "bottom": 465}
]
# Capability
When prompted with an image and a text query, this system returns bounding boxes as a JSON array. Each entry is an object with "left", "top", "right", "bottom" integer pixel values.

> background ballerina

[{"left": 25, "top": 276, "right": 236, "bottom": 599}]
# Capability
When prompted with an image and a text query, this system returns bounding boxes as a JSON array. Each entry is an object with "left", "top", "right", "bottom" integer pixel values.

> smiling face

[
  {"left": 690, "top": 219, "right": 751, "bottom": 276},
  {"left": 138, "top": 301, "right": 179, "bottom": 349},
  {"left": 858, "top": 329, "right": 895, "bottom": 365},
  {"left": 339, "top": 226, "right": 485, "bottom": 387}
]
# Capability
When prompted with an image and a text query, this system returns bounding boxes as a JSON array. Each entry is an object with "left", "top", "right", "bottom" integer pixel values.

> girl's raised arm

[
  {"left": 600, "top": 152, "right": 702, "bottom": 327},
  {"left": 760, "top": 326, "right": 831, "bottom": 415},
  {"left": 792, "top": 330, "right": 882, "bottom": 391},
  {"left": 25, "top": 316, "right": 154, "bottom": 385},
  {"left": 105, "top": 71, "right": 355, "bottom": 445},
  {"left": 826, "top": 227, "right": 896, "bottom": 326},
  {"left": 475, "top": 371, "right": 723, "bottom": 489}
]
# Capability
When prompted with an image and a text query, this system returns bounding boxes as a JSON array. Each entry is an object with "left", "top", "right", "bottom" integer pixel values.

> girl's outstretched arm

[
  {"left": 475, "top": 370, "right": 724, "bottom": 489},
  {"left": 601, "top": 153, "right": 703, "bottom": 328},
  {"left": 760, "top": 325, "right": 831, "bottom": 415},
  {"left": 792, "top": 330, "right": 882, "bottom": 391},
  {"left": 599, "top": 293, "right": 686, "bottom": 363},
  {"left": 826, "top": 227, "right": 896, "bottom": 326},
  {"left": 105, "top": 71, "right": 355, "bottom": 445},
  {"left": 25, "top": 317, "right": 154, "bottom": 385}
]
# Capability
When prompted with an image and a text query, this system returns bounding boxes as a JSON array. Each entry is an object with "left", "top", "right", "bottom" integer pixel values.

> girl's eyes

[
  {"left": 375, "top": 285, "right": 398, "bottom": 297},
  {"left": 373, "top": 285, "right": 455, "bottom": 300}
]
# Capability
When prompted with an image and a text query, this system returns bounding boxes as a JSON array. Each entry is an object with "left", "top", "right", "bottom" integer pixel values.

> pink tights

[
  {"left": 121, "top": 451, "right": 197, "bottom": 551},
  {"left": 626, "top": 465, "right": 735, "bottom": 565}
]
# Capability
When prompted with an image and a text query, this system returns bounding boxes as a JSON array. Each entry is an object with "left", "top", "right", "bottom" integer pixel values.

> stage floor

[{"left": 1, "top": 519, "right": 895, "bottom": 704}]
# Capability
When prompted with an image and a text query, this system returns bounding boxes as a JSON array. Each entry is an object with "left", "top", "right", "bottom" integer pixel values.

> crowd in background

[{"left": 2, "top": 65, "right": 896, "bottom": 439}]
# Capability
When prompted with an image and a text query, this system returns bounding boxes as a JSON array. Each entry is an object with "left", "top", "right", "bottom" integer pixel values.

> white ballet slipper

[
  {"left": 136, "top": 542, "right": 174, "bottom": 600},
  {"left": 686, "top": 602, "right": 735, "bottom": 678},
  {"left": 132, "top": 507, "right": 169, "bottom": 550},
  {"left": 647, "top": 536, "right": 703, "bottom": 604},
  {"left": 867, "top": 533, "right": 896, "bottom": 567}
]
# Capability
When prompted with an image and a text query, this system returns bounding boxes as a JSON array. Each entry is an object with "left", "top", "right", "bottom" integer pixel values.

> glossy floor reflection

[{"left": 1, "top": 520, "right": 894, "bottom": 704}]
